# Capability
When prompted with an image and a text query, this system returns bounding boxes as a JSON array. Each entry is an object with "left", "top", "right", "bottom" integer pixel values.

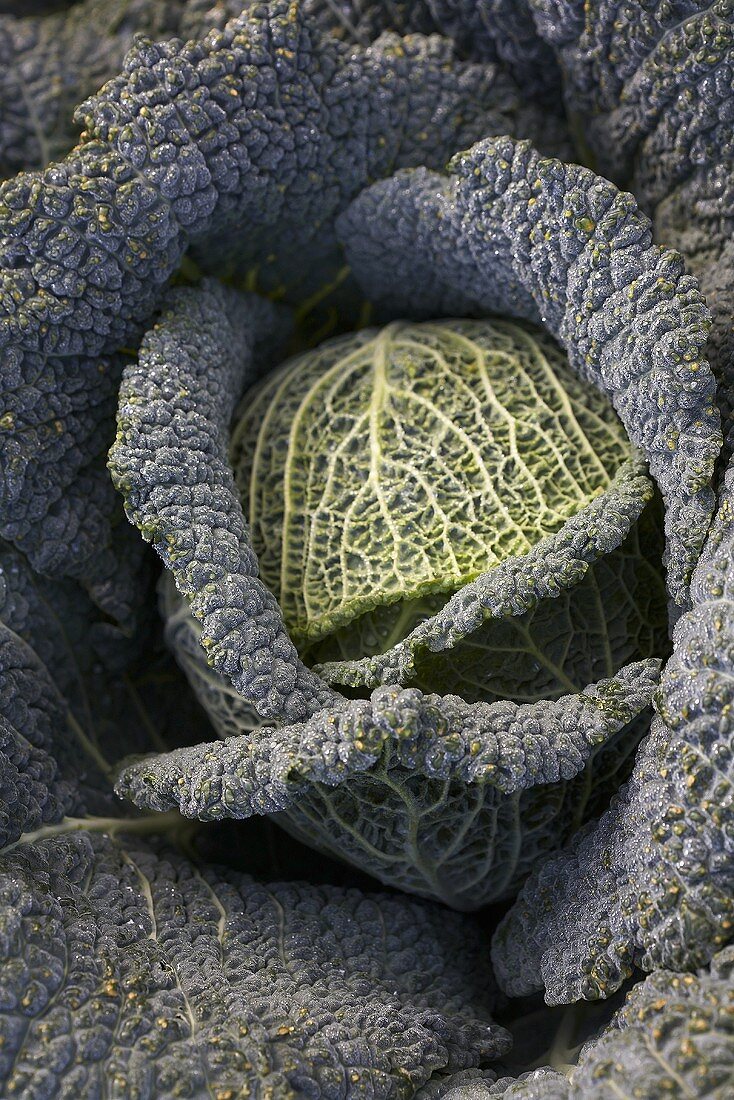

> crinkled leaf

[
  {"left": 2, "top": 0, "right": 527, "bottom": 618},
  {"left": 0, "top": 537, "right": 210, "bottom": 824},
  {"left": 416, "top": 1068, "right": 570, "bottom": 1098},
  {"left": 336, "top": 134, "right": 720, "bottom": 607},
  {"left": 112, "top": 275, "right": 660, "bottom": 908},
  {"left": 0, "top": 0, "right": 194, "bottom": 178},
  {"left": 414, "top": 1069, "right": 500, "bottom": 1098},
  {"left": 117, "top": 662, "right": 659, "bottom": 909},
  {"left": 488, "top": 1070, "right": 570, "bottom": 1098},
  {"left": 312, "top": 462, "right": 663, "bottom": 700},
  {"left": 0, "top": 341, "right": 150, "bottom": 629},
  {"left": 0, "top": 606, "right": 76, "bottom": 848},
  {"left": 420, "top": 1, "right": 561, "bottom": 97},
  {"left": 365, "top": 515, "right": 667, "bottom": 706},
  {"left": 110, "top": 280, "right": 339, "bottom": 724},
  {"left": 232, "top": 317, "right": 632, "bottom": 649},
  {"left": 528, "top": 0, "right": 734, "bottom": 460},
  {"left": 493, "top": 452, "right": 734, "bottom": 1003},
  {"left": 565, "top": 946, "right": 734, "bottom": 1097},
  {"left": 0, "top": 0, "right": 564, "bottom": 183},
  {"left": 0, "top": 828, "right": 510, "bottom": 1097},
  {"left": 435, "top": 946, "right": 734, "bottom": 1096}
]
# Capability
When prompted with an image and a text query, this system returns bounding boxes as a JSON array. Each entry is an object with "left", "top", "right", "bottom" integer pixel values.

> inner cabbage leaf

[
  {"left": 231, "top": 318, "right": 632, "bottom": 652},
  {"left": 310, "top": 510, "right": 668, "bottom": 704}
]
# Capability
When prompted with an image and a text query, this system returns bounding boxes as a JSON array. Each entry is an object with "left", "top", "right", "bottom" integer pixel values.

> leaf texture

[
  {"left": 0, "top": 0, "right": 192, "bottom": 178},
  {"left": 0, "top": 828, "right": 510, "bottom": 1098},
  {"left": 336, "top": 134, "right": 720, "bottom": 607},
  {"left": 312, "top": 460, "right": 662, "bottom": 698},
  {"left": 0, "top": 535, "right": 211, "bottom": 826},
  {"left": 232, "top": 318, "right": 631, "bottom": 648},
  {"left": 456, "top": 946, "right": 734, "bottom": 1098},
  {"left": 0, "top": 0, "right": 567, "bottom": 181},
  {"left": 110, "top": 280, "right": 339, "bottom": 724},
  {"left": 1, "top": 0, "right": 524, "bottom": 620},
  {"left": 117, "top": 662, "right": 659, "bottom": 909},
  {"left": 493, "top": 451, "right": 734, "bottom": 1003},
  {"left": 526, "top": 0, "right": 734, "bottom": 461}
]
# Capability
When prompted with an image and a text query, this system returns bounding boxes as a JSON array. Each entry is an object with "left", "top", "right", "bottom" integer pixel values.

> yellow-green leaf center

[{"left": 231, "top": 319, "right": 631, "bottom": 647}]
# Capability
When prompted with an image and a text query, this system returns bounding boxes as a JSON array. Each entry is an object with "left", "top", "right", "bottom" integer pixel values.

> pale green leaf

[{"left": 231, "top": 319, "right": 632, "bottom": 648}]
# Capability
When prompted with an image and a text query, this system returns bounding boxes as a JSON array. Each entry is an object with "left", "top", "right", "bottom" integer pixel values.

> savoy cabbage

[{"left": 0, "top": 0, "right": 733, "bottom": 1096}]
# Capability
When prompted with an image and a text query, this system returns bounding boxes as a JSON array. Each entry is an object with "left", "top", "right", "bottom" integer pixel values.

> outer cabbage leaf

[
  {"left": 414, "top": 1069, "right": 500, "bottom": 1098},
  {"left": 420, "top": 1, "right": 561, "bottom": 97},
  {"left": 0, "top": 537, "right": 131, "bottom": 840},
  {"left": 0, "top": 0, "right": 564, "bottom": 184},
  {"left": 110, "top": 280, "right": 339, "bottom": 724},
  {"left": 0, "top": 0, "right": 193, "bottom": 179},
  {"left": 489, "top": 1070, "right": 570, "bottom": 1098},
  {"left": 526, "top": 0, "right": 734, "bottom": 458},
  {"left": 274, "top": 2, "right": 563, "bottom": 100},
  {"left": 0, "top": 339, "right": 151, "bottom": 630},
  {"left": 0, "top": 0, "right": 525, "bottom": 620},
  {"left": 336, "top": 134, "right": 720, "bottom": 608},
  {"left": 0, "top": 827, "right": 510, "bottom": 1098},
  {"left": 428, "top": 946, "right": 734, "bottom": 1097},
  {"left": 0, "top": 0, "right": 563, "bottom": 103},
  {"left": 159, "top": 572, "right": 266, "bottom": 737},
  {"left": 117, "top": 663, "right": 659, "bottom": 909},
  {"left": 180, "top": 0, "right": 435, "bottom": 47},
  {"left": 564, "top": 945, "right": 734, "bottom": 1098},
  {"left": 0, "top": 536, "right": 211, "bottom": 829},
  {"left": 416, "top": 1069, "right": 570, "bottom": 1099},
  {"left": 493, "top": 451, "right": 734, "bottom": 1003},
  {"left": 0, "top": 580, "right": 76, "bottom": 848}
]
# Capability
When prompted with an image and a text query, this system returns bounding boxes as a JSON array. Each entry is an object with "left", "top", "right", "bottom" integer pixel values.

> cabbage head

[{"left": 114, "top": 289, "right": 668, "bottom": 909}]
